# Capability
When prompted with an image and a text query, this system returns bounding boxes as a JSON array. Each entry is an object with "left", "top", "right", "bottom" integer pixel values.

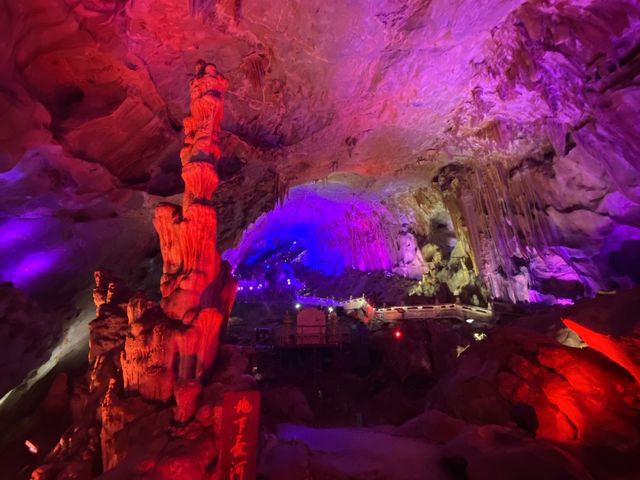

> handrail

[{"left": 374, "top": 303, "right": 492, "bottom": 322}]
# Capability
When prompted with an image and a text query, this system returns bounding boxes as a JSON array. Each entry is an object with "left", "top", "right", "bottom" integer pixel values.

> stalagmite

[{"left": 120, "top": 60, "right": 238, "bottom": 407}]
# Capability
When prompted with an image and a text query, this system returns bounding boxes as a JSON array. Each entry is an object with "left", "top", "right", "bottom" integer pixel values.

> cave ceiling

[
  {"left": 1, "top": 0, "right": 640, "bottom": 300},
  {"left": 3, "top": 0, "right": 582, "bottom": 186}
]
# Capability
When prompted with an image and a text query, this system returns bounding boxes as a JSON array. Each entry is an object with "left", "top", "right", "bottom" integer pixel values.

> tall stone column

[{"left": 120, "top": 61, "right": 238, "bottom": 409}]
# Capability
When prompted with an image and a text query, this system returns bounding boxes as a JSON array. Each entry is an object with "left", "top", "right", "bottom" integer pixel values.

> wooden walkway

[{"left": 374, "top": 303, "right": 492, "bottom": 322}]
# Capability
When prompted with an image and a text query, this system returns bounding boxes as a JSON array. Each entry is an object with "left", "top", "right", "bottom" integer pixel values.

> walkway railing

[
  {"left": 374, "top": 303, "right": 492, "bottom": 322},
  {"left": 261, "top": 303, "right": 492, "bottom": 349}
]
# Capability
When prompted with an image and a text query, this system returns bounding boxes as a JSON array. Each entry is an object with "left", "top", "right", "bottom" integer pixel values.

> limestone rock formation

[
  {"left": 2, "top": 0, "right": 640, "bottom": 335},
  {"left": 28, "top": 273, "right": 132, "bottom": 480},
  {"left": 0, "top": 1, "right": 638, "bottom": 477},
  {"left": 29, "top": 61, "right": 241, "bottom": 479},
  {"left": 89, "top": 271, "right": 129, "bottom": 363},
  {"left": 87, "top": 271, "right": 130, "bottom": 401},
  {"left": 179, "top": 61, "right": 229, "bottom": 166},
  {"left": 428, "top": 326, "right": 640, "bottom": 452},
  {"left": 120, "top": 61, "right": 238, "bottom": 405},
  {"left": 563, "top": 318, "right": 640, "bottom": 385}
]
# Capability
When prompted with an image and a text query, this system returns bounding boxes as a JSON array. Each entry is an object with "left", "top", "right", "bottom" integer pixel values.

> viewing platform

[{"left": 374, "top": 303, "right": 493, "bottom": 323}]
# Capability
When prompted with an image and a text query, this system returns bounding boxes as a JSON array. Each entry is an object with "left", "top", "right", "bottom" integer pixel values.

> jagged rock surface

[
  {"left": 0, "top": 1, "right": 638, "bottom": 476},
  {"left": 29, "top": 61, "right": 241, "bottom": 478},
  {"left": 428, "top": 326, "right": 640, "bottom": 453}
]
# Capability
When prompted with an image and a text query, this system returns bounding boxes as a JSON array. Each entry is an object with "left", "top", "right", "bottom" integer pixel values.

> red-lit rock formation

[
  {"left": 428, "top": 327, "right": 640, "bottom": 452},
  {"left": 563, "top": 317, "right": 640, "bottom": 385},
  {"left": 87, "top": 271, "right": 130, "bottom": 401},
  {"left": 30, "top": 61, "right": 242, "bottom": 479},
  {"left": 120, "top": 61, "right": 237, "bottom": 407},
  {"left": 89, "top": 271, "right": 128, "bottom": 364},
  {"left": 180, "top": 61, "right": 229, "bottom": 166}
]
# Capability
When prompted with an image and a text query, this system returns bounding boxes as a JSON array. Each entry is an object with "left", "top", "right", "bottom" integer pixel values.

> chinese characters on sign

[{"left": 220, "top": 391, "right": 261, "bottom": 480}]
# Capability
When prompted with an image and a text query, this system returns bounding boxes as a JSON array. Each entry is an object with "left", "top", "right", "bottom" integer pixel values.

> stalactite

[
  {"left": 242, "top": 52, "right": 267, "bottom": 90},
  {"left": 274, "top": 171, "right": 290, "bottom": 207},
  {"left": 438, "top": 159, "right": 555, "bottom": 302},
  {"left": 234, "top": 0, "right": 243, "bottom": 24}
]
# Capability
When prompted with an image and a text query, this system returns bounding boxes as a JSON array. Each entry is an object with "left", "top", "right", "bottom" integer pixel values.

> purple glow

[
  {"left": 0, "top": 164, "right": 26, "bottom": 184},
  {"left": 225, "top": 183, "right": 400, "bottom": 276},
  {"left": 2, "top": 249, "right": 67, "bottom": 288},
  {"left": 0, "top": 218, "right": 48, "bottom": 252},
  {"left": 555, "top": 298, "right": 574, "bottom": 306}
]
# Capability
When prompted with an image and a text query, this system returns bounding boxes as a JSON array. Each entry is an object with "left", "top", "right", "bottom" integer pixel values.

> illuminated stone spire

[{"left": 120, "top": 61, "right": 237, "bottom": 412}]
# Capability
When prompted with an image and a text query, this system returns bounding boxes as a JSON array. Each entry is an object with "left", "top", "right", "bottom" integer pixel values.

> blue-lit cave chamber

[
  {"left": 224, "top": 174, "right": 487, "bottom": 331},
  {"left": 224, "top": 162, "right": 606, "bottom": 333}
]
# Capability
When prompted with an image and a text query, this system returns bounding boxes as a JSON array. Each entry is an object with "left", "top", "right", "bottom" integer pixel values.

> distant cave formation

[{"left": 225, "top": 177, "right": 485, "bottom": 306}]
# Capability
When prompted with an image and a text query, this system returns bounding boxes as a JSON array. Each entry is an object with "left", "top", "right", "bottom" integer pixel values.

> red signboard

[{"left": 219, "top": 390, "right": 261, "bottom": 480}]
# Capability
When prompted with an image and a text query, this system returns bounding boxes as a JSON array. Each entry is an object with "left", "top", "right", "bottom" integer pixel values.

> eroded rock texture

[
  {"left": 0, "top": 2, "right": 638, "bottom": 383},
  {"left": 0, "top": 1, "right": 638, "bottom": 476},
  {"left": 428, "top": 323, "right": 640, "bottom": 455},
  {"left": 29, "top": 61, "right": 240, "bottom": 479},
  {"left": 121, "top": 62, "right": 238, "bottom": 405},
  {"left": 88, "top": 271, "right": 129, "bottom": 395},
  {"left": 431, "top": 0, "right": 640, "bottom": 302}
]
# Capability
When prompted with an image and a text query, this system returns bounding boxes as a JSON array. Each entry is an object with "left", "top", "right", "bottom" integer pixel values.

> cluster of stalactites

[
  {"left": 440, "top": 161, "right": 553, "bottom": 302},
  {"left": 274, "top": 171, "right": 290, "bottom": 207},
  {"left": 341, "top": 208, "right": 400, "bottom": 272}
]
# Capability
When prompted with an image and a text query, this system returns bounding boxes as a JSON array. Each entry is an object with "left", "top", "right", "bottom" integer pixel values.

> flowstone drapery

[{"left": 437, "top": 161, "right": 555, "bottom": 302}]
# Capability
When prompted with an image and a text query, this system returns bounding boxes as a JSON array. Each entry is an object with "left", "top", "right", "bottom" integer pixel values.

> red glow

[
  {"left": 562, "top": 317, "right": 640, "bottom": 383},
  {"left": 25, "top": 440, "right": 38, "bottom": 454},
  {"left": 394, "top": 329, "right": 402, "bottom": 340}
]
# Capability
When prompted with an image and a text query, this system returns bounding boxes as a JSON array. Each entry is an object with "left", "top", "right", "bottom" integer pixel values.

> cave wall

[
  {"left": 225, "top": 175, "right": 487, "bottom": 306},
  {"left": 431, "top": 0, "right": 640, "bottom": 303},
  {"left": 225, "top": 178, "right": 418, "bottom": 277},
  {"left": 3, "top": 0, "right": 639, "bottom": 306}
]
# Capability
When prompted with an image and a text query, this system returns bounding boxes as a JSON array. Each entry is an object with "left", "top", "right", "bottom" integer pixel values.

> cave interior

[{"left": 1, "top": 0, "right": 640, "bottom": 479}]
